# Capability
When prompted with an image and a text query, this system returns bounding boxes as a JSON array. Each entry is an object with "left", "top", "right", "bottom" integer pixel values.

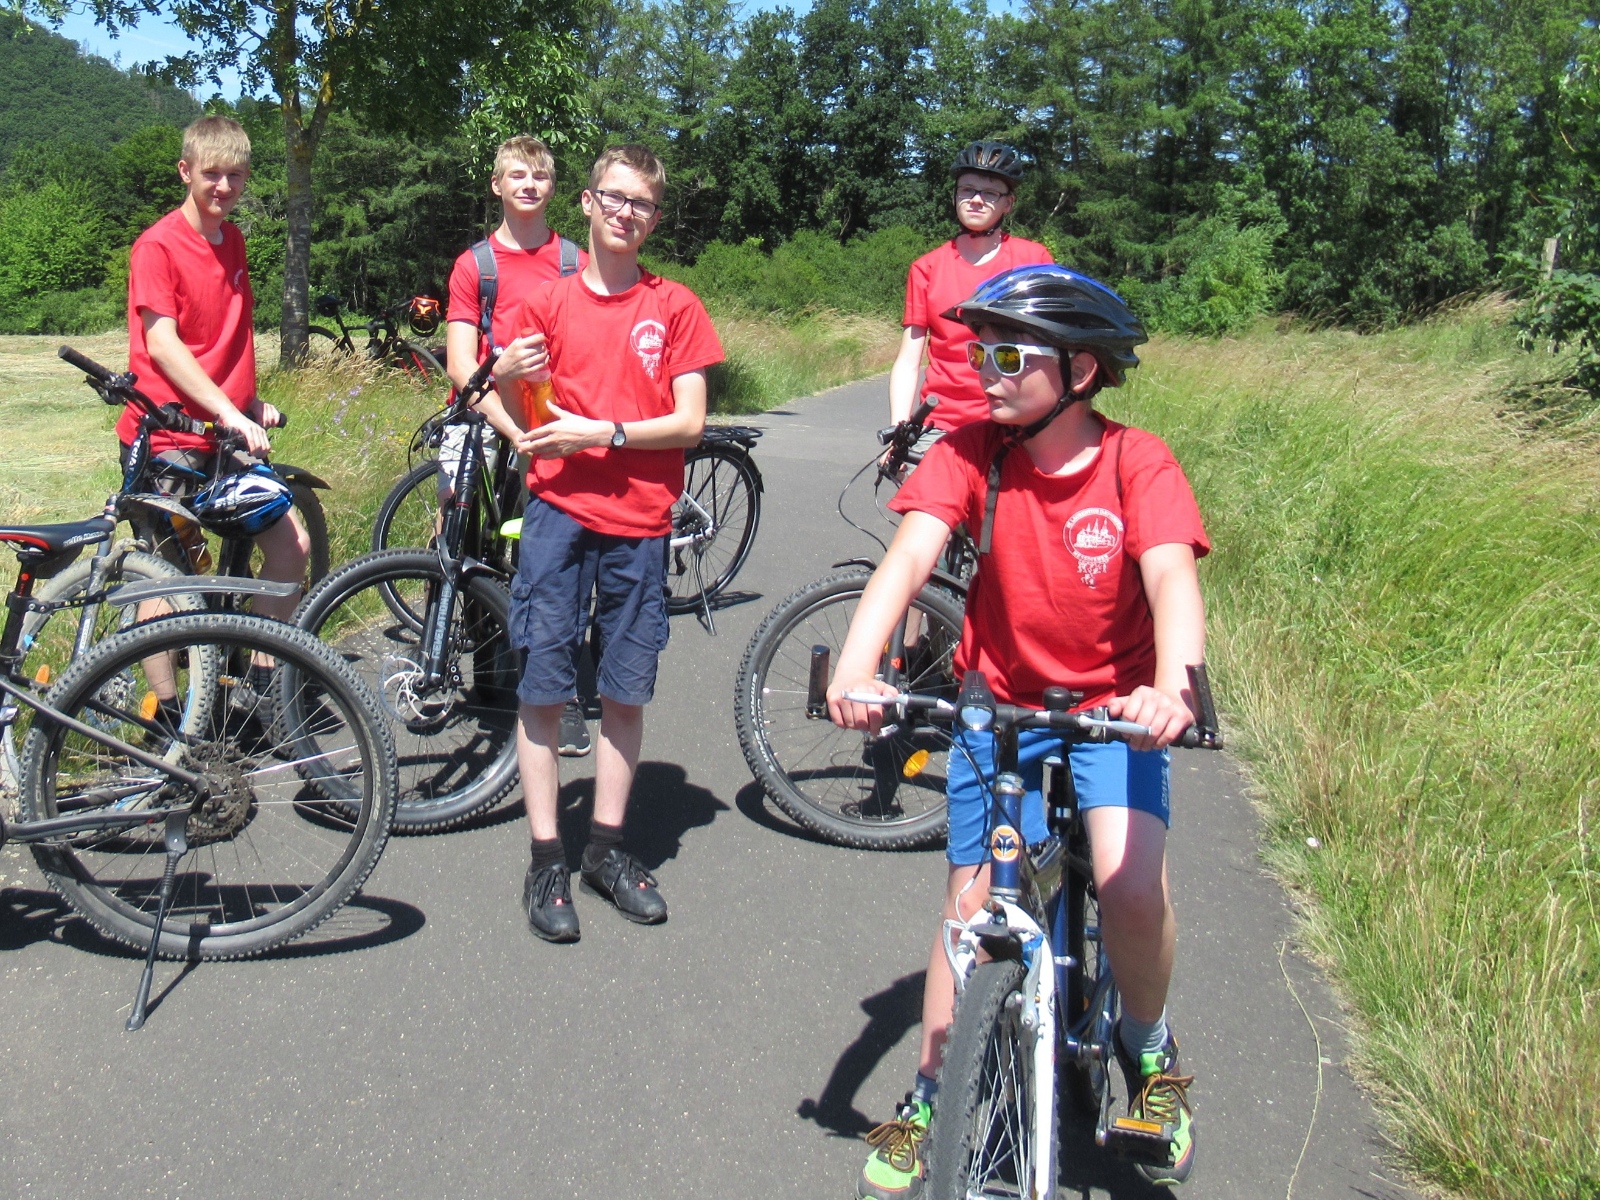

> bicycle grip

[
  {"left": 907, "top": 395, "right": 939, "bottom": 428},
  {"left": 58, "top": 345, "right": 115, "bottom": 381}
]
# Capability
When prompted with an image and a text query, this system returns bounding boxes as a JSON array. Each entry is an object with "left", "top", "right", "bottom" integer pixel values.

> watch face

[{"left": 611, "top": 423, "right": 626, "bottom": 447}]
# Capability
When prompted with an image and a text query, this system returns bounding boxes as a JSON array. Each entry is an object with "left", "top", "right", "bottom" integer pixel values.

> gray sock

[
  {"left": 911, "top": 1072, "right": 938, "bottom": 1105},
  {"left": 1119, "top": 1009, "right": 1170, "bottom": 1061}
]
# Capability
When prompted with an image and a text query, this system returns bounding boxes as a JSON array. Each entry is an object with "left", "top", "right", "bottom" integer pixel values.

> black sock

[
  {"left": 582, "top": 821, "right": 624, "bottom": 871},
  {"left": 155, "top": 696, "right": 183, "bottom": 728},
  {"left": 529, "top": 837, "right": 565, "bottom": 872}
]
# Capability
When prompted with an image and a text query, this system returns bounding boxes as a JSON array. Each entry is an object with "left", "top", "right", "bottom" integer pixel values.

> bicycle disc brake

[{"left": 379, "top": 653, "right": 453, "bottom": 727}]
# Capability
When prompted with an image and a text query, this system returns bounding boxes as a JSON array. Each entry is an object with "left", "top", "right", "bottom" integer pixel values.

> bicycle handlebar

[
  {"left": 875, "top": 396, "right": 939, "bottom": 479},
  {"left": 58, "top": 345, "right": 115, "bottom": 382},
  {"left": 59, "top": 345, "right": 285, "bottom": 442}
]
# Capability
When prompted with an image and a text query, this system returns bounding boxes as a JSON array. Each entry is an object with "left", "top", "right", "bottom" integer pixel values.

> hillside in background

[{"left": 0, "top": 12, "right": 197, "bottom": 171}]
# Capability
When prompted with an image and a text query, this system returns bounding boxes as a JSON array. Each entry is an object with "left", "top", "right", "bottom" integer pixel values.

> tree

[{"left": 36, "top": 0, "right": 587, "bottom": 365}]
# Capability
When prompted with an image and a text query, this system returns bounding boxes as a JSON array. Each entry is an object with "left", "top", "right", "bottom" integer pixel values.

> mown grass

[{"left": 1099, "top": 301, "right": 1599, "bottom": 1200}]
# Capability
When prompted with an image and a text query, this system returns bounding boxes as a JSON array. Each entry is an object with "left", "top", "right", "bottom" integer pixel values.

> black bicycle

[
  {"left": 827, "top": 660, "right": 1223, "bottom": 1195},
  {"left": 734, "top": 397, "right": 970, "bottom": 848},
  {"left": 307, "top": 293, "right": 447, "bottom": 382},
  {"left": 295, "top": 356, "right": 521, "bottom": 833},
  {"left": 371, "top": 407, "right": 765, "bottom": 633},
  {"left": 0, "top": 506, "right": 399, "bottom": 1031}
]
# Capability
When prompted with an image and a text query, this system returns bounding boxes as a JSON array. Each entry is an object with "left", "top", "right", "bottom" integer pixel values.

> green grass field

[{"left": 2, "top": 303, "right": 1594, "bottom": 1197}]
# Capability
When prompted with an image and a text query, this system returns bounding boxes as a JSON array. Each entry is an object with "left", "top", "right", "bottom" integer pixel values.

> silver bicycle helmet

[{"left": 193, "top": 464, "right": 294, "bottom": 538}]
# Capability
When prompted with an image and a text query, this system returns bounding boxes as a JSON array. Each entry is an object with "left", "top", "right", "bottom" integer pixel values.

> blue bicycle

[{"left": 825, "top": 658, "right": 1223, "bottom": 1196}]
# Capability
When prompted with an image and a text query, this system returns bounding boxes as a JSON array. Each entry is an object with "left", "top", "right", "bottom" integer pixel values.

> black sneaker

[
  {"left": 558, "top": 699, "right": 592, "bottom": 757},
  {"left": 579, "top": 848, "right": 667, "bottom": 924},
  {"left": 523, "top": 861, "right": 580, "bottom": 943}
]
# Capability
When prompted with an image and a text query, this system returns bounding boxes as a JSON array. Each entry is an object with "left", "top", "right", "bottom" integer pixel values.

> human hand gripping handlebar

[
  {"left": 875, "top": 395, "right": 939, "bottom": 482},
  {"left": 58, "top": 345, "right": 286, "bottom": 443},
  {"left": 816, "top": 652, "right": 1225, "bottom": 751}
]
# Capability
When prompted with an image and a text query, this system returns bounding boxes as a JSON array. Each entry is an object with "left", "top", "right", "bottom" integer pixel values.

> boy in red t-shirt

[
  {"left": 888, "top": 141, "right": 1053, "bottom": 436},
  {"left": 830, "top": 266, "right": 1210, "bottom": 1195},
  {"left": 121, "top": 116, "right": 308, "bottom": 630},
  {"left": 494, "top": 145, "right": 723, "bottom": 943},
  {"left": 443, "top": 134, "right": 591, "bottom": 756}
]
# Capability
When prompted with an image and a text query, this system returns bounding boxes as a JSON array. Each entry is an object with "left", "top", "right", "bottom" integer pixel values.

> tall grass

[{"left": 1102, "top": 302, "right": 1600, "bottom": 1199}]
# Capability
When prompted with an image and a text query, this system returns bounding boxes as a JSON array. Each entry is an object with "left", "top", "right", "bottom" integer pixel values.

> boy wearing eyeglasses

[
  {"left": 831, "top": 265, "right": 1209, "bottom": 1195},
  {"left": 887, "top": 141, "right": 1053, "bottom": 438},
  {"left": 493, "top": 145, "right": 722, "bottom": 944}
]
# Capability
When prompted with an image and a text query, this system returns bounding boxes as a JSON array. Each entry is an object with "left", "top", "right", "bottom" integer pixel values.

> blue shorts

[
  {"left": 508, "top": 497, "right": 669, "bottom": 707},
  {"left": 945, "top": 726, "right": 1170, "bottom": 866}
]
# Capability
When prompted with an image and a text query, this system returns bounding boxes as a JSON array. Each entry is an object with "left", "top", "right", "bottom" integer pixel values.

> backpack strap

[
  {"left": 977, "top": 440, "right": 1014, "bottom": 557},
  {"left": 471, "top": 238, "right": 498, "bottom": 342},
  {"left": 558, "top": 236, "right": 579, "bottom": 277}
]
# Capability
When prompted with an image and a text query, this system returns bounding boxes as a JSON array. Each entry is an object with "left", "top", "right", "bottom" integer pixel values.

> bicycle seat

[{"left": 0, "top": 516, "right": 114, "bottom": 555}]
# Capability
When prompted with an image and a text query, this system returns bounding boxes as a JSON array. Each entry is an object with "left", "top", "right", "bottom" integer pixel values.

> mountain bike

[
  {"left": 371, "top": 406, "right": 764, "bottom": 633},
  {"left": 829, "top": 660, "right": 1224, "bottom": 1196},
  {"left": 0, "top": 514, "right": 399, "bottom": 1031},
  {"left": 734, "top": 397, "right": 970, "bottom": 848},
  {"left": 307, "top": 293, "right": 447, "bottom": 382},
  {"left": 295, "top": 356, "right": 521, "bottom": 833}
]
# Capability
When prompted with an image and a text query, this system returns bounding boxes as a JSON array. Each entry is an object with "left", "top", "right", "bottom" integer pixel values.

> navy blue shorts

[
  {"left": 945, "top": 726, "right": 1170, "bottom": 866},
  {"left": 508, "top": 497, "right": 669, "bottom": 708}
]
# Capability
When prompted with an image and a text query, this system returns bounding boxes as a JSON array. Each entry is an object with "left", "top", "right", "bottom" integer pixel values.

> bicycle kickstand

[
  {"left": 126, "top": 810, "right": 189, "bottom": 1032},
  {"left": 692, "top": 553, "right": 716, "bottom": 636}
]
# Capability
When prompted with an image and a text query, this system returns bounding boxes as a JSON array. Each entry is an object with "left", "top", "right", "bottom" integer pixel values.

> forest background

[{"left": 1, "top": 0, "right": 1597, "bottom": 374}]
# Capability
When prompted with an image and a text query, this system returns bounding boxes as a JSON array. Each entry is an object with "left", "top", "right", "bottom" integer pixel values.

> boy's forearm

[
  {"left": 1142, "top": 544, "right": 1206, "bottom": 702},
  {"left": 446, "top": 322, "right": 480, "bottom": 395},
  {"left": 473, "top": 390, "right": 525, "bottom": 442},
  {"left": 145, "top": 319, "right": 238, "bottom": 418}
]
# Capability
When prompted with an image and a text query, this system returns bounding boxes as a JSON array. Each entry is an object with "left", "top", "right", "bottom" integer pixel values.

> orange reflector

[
  {"left": 902, "top": 749, "right": 931, "bottom": 778},
  {"left": 1112, "top": 1117, "right": 1166, "bottom": 1136},
  {"left": 139, "top": 692, "right": 160, "bottom": 720},
  {"left": 33, "top": 664, "right": 50, "bottom": 685}
]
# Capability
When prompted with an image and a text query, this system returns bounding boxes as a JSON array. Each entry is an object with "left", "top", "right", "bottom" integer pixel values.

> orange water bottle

[{"left": 520, "top": 370, "right": 556, "bottom": 426}]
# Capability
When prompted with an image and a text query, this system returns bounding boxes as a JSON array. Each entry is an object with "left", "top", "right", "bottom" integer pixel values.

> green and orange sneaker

[
  {"left": 857, "top": 1097, "right": 931, "bottom": 1200},
  {"left": 1115, "top": 1030, "right": 1196, "bottom": 1186}
]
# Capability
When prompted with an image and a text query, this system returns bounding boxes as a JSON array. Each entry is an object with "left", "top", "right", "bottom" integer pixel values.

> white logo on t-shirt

[
  {"left": 1063, "top": 507, "right": 1124, "bottom": 588},
  {"left": 630, "top": 319, "right": 666, "bottom": 379}
]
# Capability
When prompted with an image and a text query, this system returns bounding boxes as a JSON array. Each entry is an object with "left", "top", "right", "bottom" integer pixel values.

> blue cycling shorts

[{"left": 944, "top": 726, "right": 1170, "bottom": 866}]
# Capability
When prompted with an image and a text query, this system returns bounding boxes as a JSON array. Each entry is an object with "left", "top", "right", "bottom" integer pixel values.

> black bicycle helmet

[
  {"left": 193, "top": 464, "right": 294, "bottom": 539},
  {"left": 943, "top": 264, "right": 1147, "bottom": 386},
  {"left": 949, "top": 141, "right": 1025, "bottom": 187}
]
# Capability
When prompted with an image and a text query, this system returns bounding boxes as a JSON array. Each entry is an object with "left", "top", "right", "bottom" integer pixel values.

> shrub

[{"left": 0, "top": 181, "right": 110, "bottom": 299}]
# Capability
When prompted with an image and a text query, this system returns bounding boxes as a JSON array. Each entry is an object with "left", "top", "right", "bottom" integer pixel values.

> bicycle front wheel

[
  {"left": 294, "top": 549, "right": 520, "bottom": 832},
  {"left": 925, "top": 959, "right": 1055, "bottom": 1200},
  {"left": 18, "top": 613, "right": 397, "bottom": 960},
  {"left": 667, "top": 442, "right": 761, "bottom": 613},
  {"left": 733, "top": 570, "right": 961, "bottom": 849}
]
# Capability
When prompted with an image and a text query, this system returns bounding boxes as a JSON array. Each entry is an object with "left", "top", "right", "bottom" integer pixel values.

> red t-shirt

[
  {"left": 120, "top": 208, "right": 255, "bottom": 452},
  {"left": 890, "top": 419, "right": 1209, "bottom": 707},
  {"left": 506, "top": 271, "right": 724, "bottom": 537},
  {"left": 902, "top": 234, "right": 1053, "bottom": 431},
  {"left": 445, "top": 229, "right": 588, "bottom": 362}
]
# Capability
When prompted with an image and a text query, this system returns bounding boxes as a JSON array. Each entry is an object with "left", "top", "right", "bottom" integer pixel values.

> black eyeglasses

[
  {"left": 955, "top": 185, "right": 1008, "bottom": 205},
  {"left": 592, "top": 189, "right": 661, "bottom": 220}
]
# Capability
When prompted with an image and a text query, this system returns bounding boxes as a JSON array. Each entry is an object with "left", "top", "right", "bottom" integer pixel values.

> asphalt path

[{"left": 0, "top": 377, "right": 1422, "bottom": 1200}]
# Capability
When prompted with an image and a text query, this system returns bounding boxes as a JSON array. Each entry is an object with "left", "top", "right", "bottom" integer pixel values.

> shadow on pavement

[
  {"left": 798, "top": 971, "right": 925, "bottom": 1137},
  {"left": 552, "top": 760, "right": 727, "bottom": 871},
  {"left": 734, "top": 778, "right": 833, "bottom": 844}
]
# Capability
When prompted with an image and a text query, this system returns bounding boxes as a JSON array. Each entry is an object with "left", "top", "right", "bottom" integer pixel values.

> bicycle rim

[
  {"left": 18, "top": 613, "right": 395, "bottom": 959},
  {"left": 295, "top": 549, "right": 519, "bottom": 831},
  {"left": 733, "top": 571, "right": 959, "bottom": 849},
  {"left": 666, "top": 444, "right": 760, "bottom": 613}
]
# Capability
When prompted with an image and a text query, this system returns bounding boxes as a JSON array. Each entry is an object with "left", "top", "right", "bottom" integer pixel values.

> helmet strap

[{"left": 1012, "top": 392, "right": 1075, "bottom": 444}]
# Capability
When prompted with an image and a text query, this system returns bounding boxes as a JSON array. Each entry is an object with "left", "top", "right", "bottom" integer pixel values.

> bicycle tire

[
  {"left": 396, "top": 341, "right": 445, "bottom": 383},
  {"left": 287, "top": 480, "right": 332, "bottom": 587},
  {"left": 18, "top": 612, "right": 397, "bottom": 960},
  {"left": 667, "top": 442, "right": 761, "bottom": 614},
  {"left": 372, "top": 459, "right": 445, "bottom": 555},
  {"left": 925, "top": 959, "right": 1055, "bottom": 1200},
  {"left": 733, "top": 570, "right": 961, "bottom": 849},
  {"left": 294, "top": 548, "right": 519, "bottom": 832}
]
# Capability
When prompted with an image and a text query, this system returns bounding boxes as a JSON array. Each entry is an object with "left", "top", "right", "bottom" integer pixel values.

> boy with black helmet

[
  {"left": 832, "top": 264, "right": 1210, "bottom": 1194},
  {"left": 888, "top": 141, "right": 1052, "bottom": 437}
]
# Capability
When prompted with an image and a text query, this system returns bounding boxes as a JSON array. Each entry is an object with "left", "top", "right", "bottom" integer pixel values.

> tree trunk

[{"left": 281, "top": 120, "right": 315, "bottom": 367}]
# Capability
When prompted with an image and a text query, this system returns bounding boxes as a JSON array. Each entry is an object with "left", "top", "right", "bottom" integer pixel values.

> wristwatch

[{"left": 610, "top": 422, "right": 627, "bottom": 448}]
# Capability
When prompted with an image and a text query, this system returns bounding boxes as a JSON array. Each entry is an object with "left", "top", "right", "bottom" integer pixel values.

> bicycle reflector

[
  {"left": 409, "top": 296, "right": 443, "bottom": 336},
  {"left": 902, "top": 749, "right": 931, "bottom": 778}
]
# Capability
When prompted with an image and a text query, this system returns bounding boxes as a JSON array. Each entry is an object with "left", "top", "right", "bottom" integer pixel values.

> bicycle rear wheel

[
  {"left": 1060, "top": 860, "right": 1116, "bottom": 1114},
  {"left": 294, "top": 549, "right": 520, "bottom": 832},
  {"left": 18, "top": 613, "right": 397, "bottom": 960},
  {"left": 733, "top": 570, "right": 960, "bottom": 849},
  {"left": 925, "top": 959, "right": 1055, "bottom": 1199},
  {"left": 667, "top": 442, "right": 761, "bottom": 614}
]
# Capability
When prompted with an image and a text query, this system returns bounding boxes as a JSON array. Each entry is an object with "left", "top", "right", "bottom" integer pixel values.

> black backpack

[{"left": 471, "top": 234, "right": 580, "bottom": 350}]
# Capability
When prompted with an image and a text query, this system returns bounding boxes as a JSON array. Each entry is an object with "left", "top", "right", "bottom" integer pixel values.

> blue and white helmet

[{"left": 193, "top": 464, "right": 294, "bottom": 538}]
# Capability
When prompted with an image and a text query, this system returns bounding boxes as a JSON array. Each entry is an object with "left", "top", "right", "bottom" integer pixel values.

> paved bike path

[{"left": 0, "top": 377, "right": 1422, "bottom": 1199}]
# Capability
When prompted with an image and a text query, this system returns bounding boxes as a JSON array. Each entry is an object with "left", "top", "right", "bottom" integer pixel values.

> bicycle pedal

[{"left": 1106, "top": 1116, "right": 1175, "bottom": 1165}]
